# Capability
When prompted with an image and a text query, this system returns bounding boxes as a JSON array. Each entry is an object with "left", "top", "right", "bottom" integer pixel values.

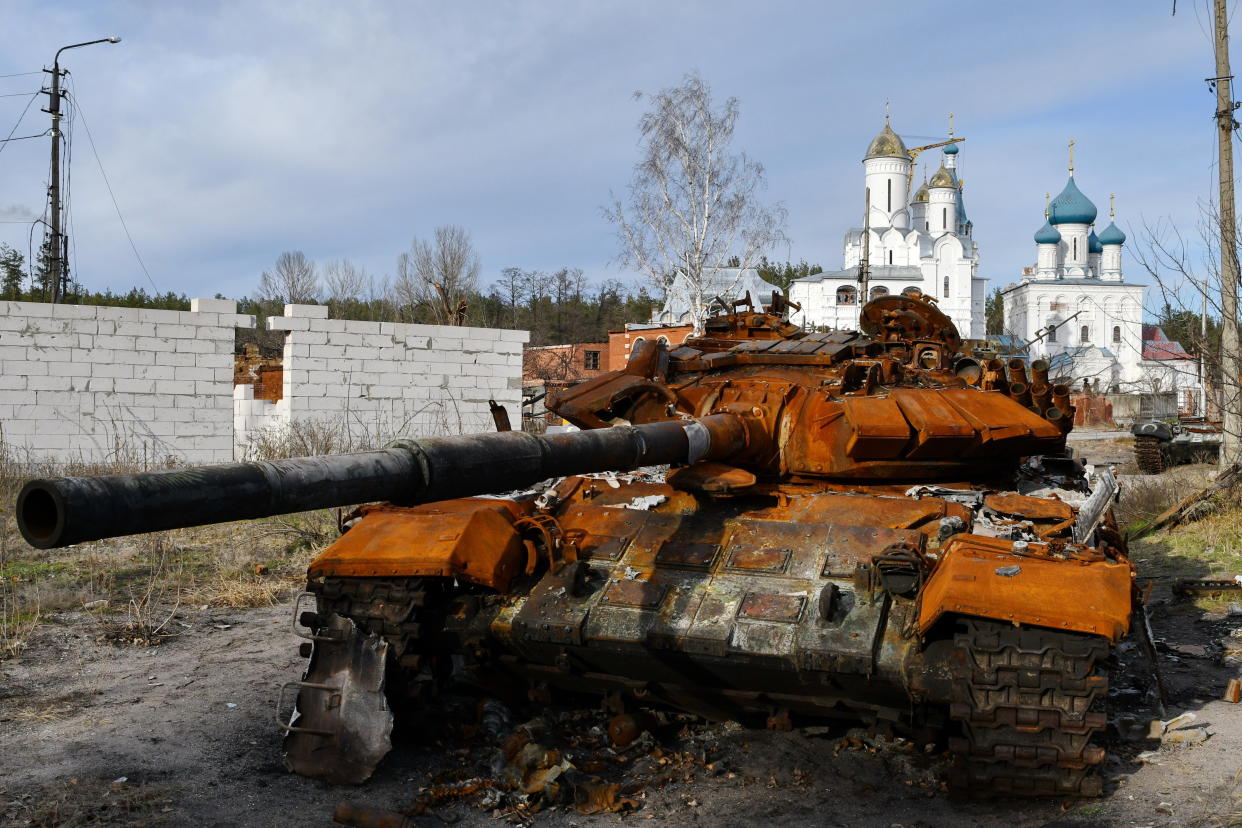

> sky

[{"left": 0, "top": 0, "right": 1227, "bottom": 316}]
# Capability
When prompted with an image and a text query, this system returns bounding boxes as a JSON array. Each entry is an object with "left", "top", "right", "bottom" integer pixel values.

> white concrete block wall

[
  {"left": 259, "top": 305, "right": 528, "bottom": 448},
  {"left": 4, "top": 299, "right": 530, "bottom": 464},
  {"left": 0, "top": 299, "right": 254, "bottom": 464}
]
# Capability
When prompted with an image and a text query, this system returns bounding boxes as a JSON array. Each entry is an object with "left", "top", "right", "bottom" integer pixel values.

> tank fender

[
  {"left": 917, "top": 535, "right": 1132, "bottom": 642},
  {"left": 308, "top": 498, "right": 534, "bottom": 591}
]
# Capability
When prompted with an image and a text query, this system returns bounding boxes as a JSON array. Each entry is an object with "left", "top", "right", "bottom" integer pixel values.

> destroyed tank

[
  {"left": 17, "top": 292, "right": 1134, "bottom": 797},
  {"left": 1131, "top": 418, "right": 1222, "bottom": 473}
]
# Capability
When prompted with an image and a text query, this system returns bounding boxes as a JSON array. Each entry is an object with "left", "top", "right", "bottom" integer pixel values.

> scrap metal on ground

[{"left": 17, "top": 290, "right": 1137, "bottom": 798}]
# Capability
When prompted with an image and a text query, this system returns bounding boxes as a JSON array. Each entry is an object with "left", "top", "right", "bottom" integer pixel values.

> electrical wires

[{"left": 66, "top": 84, "right": 158, "bottom": 295}]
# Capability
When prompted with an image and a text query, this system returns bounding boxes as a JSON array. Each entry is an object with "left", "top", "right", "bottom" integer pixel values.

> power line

[
  {"left": 0, "top": 71, "right": 41, "bottom": 79},
  {"left": 66, "top": 89, "right": 158, "bottom": 295},
  {"left": 0, "top": 91, "right": 40, "bottom": 98},
  {"left": 0, "top": 91, "right": 39, "bottom": 159}
]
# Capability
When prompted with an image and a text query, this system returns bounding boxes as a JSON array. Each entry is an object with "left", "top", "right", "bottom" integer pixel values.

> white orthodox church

[
  {"left": 1001, "top": 166, "right": 1200, "bottom": 402},
  {"left": 790, "top": 121, "right": 986, "bottom": 337}
]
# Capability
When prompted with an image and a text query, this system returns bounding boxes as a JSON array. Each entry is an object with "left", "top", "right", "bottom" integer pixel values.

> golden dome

[
  {"left": 928, "top": 165, "right": 954, "bottom": 188},
  {"left": 912, "top": 182, "right": 929, "bottom": 203},
  {"left": 865, "top": 122, "right": 910, "bottom": 160}
]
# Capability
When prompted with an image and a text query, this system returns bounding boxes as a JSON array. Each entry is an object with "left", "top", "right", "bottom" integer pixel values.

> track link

[
  {"left": 1134, "top": 435, "right": 1167, "bottom": 474},
  {"left": 948, "top": 619, "right": 1110, "bottom": 797}
]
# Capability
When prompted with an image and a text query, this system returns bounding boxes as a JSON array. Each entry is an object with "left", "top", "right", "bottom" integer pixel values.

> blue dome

[
  {"left": 1034, "top": 220, "right": 1061, "bottom": 244},
  {"left": 943, "top": 141, "right": 959, "bottom": 155},
  {"left": 1098, "top": 221, "right": 1126, "bottom": 246},
  {"left": 1049, "top": 176, "right": 1098, "bottom": 225},
  {"left": 1088, "top": 230, "right": 1102, "bottom": 254}
]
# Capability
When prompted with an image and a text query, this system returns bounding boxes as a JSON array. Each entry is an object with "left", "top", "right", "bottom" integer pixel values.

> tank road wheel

[
  {"left": 1134, "top": 436, "right": 1167, "bottom": 474},
  {"left": 948, "top": 619, "right": 1110, "bottom": 797}
]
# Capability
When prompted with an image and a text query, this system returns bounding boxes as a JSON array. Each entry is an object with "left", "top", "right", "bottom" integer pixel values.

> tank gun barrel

[{"left": 16, "top": 414, "right": 745, "bottom": 549}]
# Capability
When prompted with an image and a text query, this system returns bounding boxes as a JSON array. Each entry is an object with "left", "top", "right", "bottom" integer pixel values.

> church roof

[
  {"left": 1088, "top": 229, "right": 1103, "bottom": 254},
  {"left": 794, "top": 264, "right": 924, "bottom": 283},
  {"left": 943, "top": 141, "right": 959, "bottom": 155},
  {"left": 928, "top": 165, "right": 954, "bottom": 188},
  {"left": 912, "top": 181, "right": 929, "bottom": 203},
  {"left": 1098, "top": 221, "right": 1126, "bottom": 245},
  {"left": 1049, "top": 176, "right": 1098, "bottom": 225},
  {"left": 1141, "top": 325, "right": 1194, "bottom": 360},
  {"left": 1034, "top": 220, "right": 1061, "bottom": 244},
  {"left": 865, "top": 123, "right": 910, "bottom": 160}
]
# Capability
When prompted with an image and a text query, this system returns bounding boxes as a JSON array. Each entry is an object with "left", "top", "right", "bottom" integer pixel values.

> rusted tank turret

[{"left": 17, "top": 291, "right": 1134, "bottom": 796}]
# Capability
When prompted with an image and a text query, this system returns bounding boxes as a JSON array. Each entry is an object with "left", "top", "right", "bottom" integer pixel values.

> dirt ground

[{"left": 2, "top": 433, "right": 1241, "bottom": 827}]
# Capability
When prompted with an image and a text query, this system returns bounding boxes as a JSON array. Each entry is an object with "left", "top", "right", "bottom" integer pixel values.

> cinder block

[
  {"left": 115, "top": 322, "right": 157, "bottom": 337},
  {"left": 48, "top": 361, "right": 92, "bottom": 377},
  {"left": 4, "top": 359, "right": 49, "bottom": 376},
  {"left": 342, "top": 320, "right": 382, "bottom": 335},
  {"left": 499, "top": 329, "right": 531, "bottom": 342},
  {"left": 432, "top": 338, "right": 463, "bottom": 352},
  {"left": 0, "top": 345, "right": 25, "bottom": 360},
  {"left": 195, "top": 380, "right": 225, "bottom": 395},
  {"left": 137, "top": 308, "right": 182, "bottom": 324},
  {"left": 155, "top": 351, "right": 196, "bottom": 367},
  {"left": 174, "top": 339, "right": 215, "bottom": 354},
  {"left": 154, "top": 324, "right": 195, "bottom": 340},
  {"left": 173, "top": 366, "right": 215, "bottom": 382},
  {"left": 317, "top": 318, "right": 351, "bottom": 333},
  {"left": 114, "top": 378, "right": 156, "bottom": 394},
  {"left": 268, "top": 317, "right": 311, "bottom": 332},
  {"left": 191, "top": 297, "right": 237, "bottom": 314},
  {"left": 50, "top": 304, "right": 98, "bottom": 320},
  {"left": 300, "top": 330, "right": 328, "bottom": 346},
  {"left": 0, "top": 375, "right": 27, "bottom": 390},
  {"left": 4, "top": 301, "right": 53, "bottom": 317},
  {"left": 95, "top": 334, "right": 139, "bottom": 350},
  {"left": 29, "top": 332, "right": 79, "bottom": 348},
  {"left": 284, "top": 303, "right": 329, "bottom": 319}
]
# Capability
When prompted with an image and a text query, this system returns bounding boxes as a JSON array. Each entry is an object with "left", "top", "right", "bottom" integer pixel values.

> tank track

[
  {"left": 310, "top": 577, "right": 447, "bottom": 702},
  {"left": 948, "top": 619, "right": 1110, "bottom": 797},
  {"left": 1134, "top": 435, "right": 1167, "bottom": 474}
]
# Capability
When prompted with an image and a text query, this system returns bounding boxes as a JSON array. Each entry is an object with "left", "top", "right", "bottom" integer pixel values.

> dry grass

[
  {"left": 0, "top": 435, "right": 335, "bottom": 659},
  {"left": 0, "top": 777, "right": 172, "bottom": 827}
]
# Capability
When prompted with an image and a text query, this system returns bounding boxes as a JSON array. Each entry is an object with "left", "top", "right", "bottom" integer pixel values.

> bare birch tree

[
  {"left": 395, "top": 225, "right": 480, "bottom": 325},
  {"left": 258, "top": 250, "right": 320, "bottom": 304},
  {"left": 605, "top": 72, "right": 787, "bottom": 333}
]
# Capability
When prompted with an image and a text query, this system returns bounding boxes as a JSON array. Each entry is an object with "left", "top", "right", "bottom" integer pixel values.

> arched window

[
  {"left": 1080, "top": 325, "right": 1090, "bottom": 344},
  {"left": 836, "top": 285, "right": 857, "bottom": 305},
  {"left": 631, "top": 337, "right": 646, "bottom": 352},
  {"left": 1112, "top": 325, "right": 1121, "bottom": 344},
  {"left": 870, "top": 285, "right": 889, "bottom": 298},
  {"left": 942, "top": 207, "right": 947, "bottom": 230},
  {"left": 1048, "top": 324, "right": 1057, "bottom": 343},
  {"left": 888, "top": 250, "right": 893, "bottom": 265},
  {"left": 901, "top": 286, "right": 921, "bottom": 297},
  {"left": 1072, "top": 238, "right": 1078, "bottom": 259},
  {"left": 943, "top": 276, "right": 950, "bottom": 297},
  {"left": 886, "top": 179, "right": 892, "bottom": 212}
]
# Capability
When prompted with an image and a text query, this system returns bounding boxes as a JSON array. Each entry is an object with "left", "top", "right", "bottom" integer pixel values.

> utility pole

[
  {"left": 859, "top": 187, "right": 871, "bottom": 312},
  {"left": 44, "top": 57, "right": 64, "bottom": 302},
  {"left": 42, "top": 37, "right": 122, "bottom": 303},
  {"left": 1213, "top": 0, "right": 1241, "bottom": 467}
]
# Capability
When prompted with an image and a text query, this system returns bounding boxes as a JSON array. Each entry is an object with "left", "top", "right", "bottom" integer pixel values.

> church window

[
  {"left": 888, "top": 250, "right": 893, "bottom": 265},
  {"left": 1072, "top": 238, "right": 1078, "bottom": 259},
  {"left": 886, "top": 179, "right": 892, "bottom": 212},
  {"left": 925, "top": 221, "right": 929, "bottom": 231},
  {"left": 870, "top": 285, "right": 889, "bottom": 298},
  {"left": 942, "top": 208, "right": 947, "bottom": 230},
  {"left": 901, "top": 286, "right": 921, "bottom": 297},
  {"left": 836, "top": 285, "right": 857, "bottom": 305},
  {"left": 1080, "top": 325, "right": 1090, "bottom": 343},
  {"left": 943, "top": 276, "right": 949, "bottom": 297},
  {"left": 1048, "top": 325, "right": 1057, "bottom": 343},
  {"left": 1112, "top": 325, "right": 1121, "bottom": 344}
]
